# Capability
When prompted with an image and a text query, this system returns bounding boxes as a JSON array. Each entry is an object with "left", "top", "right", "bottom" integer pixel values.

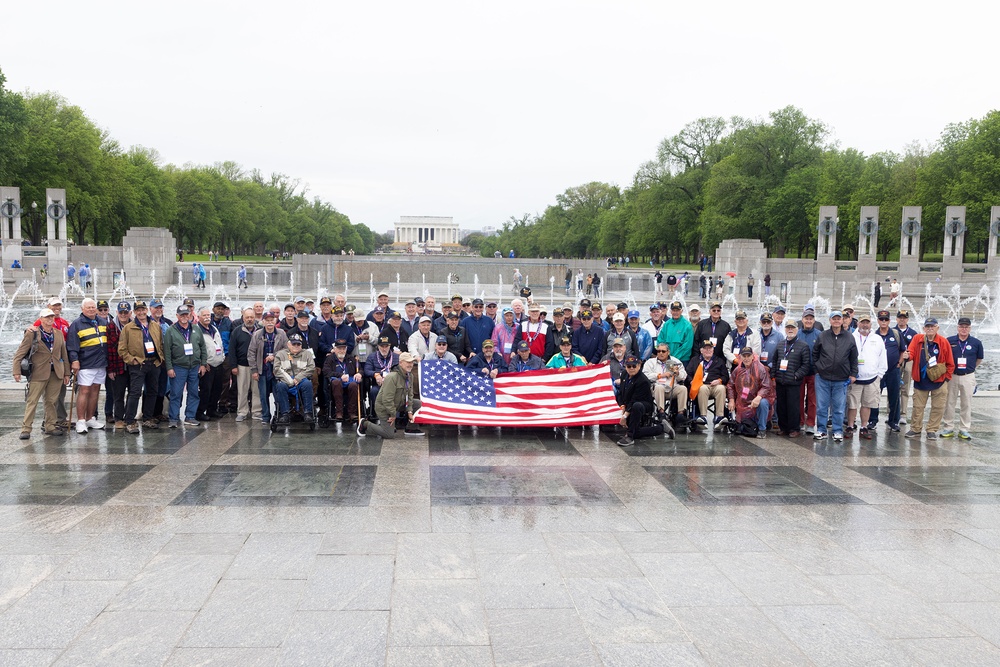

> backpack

[
  {"left": 21, "top": 330, "right": 40, "bottom": 379},
  {"left": 729, "top": 418, "right": 759, "bottom": 437}
]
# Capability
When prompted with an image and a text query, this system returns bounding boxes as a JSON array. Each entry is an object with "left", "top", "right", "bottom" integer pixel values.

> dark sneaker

[
  {"left": 860, "top": 427, "right": 872, "bottom": 440},
  {"left": 926, "top": 431, "right": 938, "bottom": 440},
  {"left": 43, "top": 428, "right": 66, "bottom": 436},
  {"left": 18, "top": 432, "right": 29, "bottom": 440},
  {"left": 183, "top": 419, "right": 201, "bottom": 427},
  {"left": 617, "top": 435, "right": 635, "bottom": 447},
  {"left": 142, "top": 420, "right": 159, "bottom": 429},
  {"left": 276, "top": 413, "right": 291, "bottom": 426},
  {"left": 404, "top": 425, "right": 425, "bottom": 436},
  {"left": 904, "top": 430, "right": 920, "bottom": 438}
]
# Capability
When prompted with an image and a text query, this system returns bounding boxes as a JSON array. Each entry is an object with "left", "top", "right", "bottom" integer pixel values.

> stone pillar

[
  {"left": 899, "top": 206, "right": 921, "bottom": 287},
  {"left": 123, "top": 227, "right": 177, "bottom": 295},
  {"left": 857, "top": 206, "right": 878, "bottom": 281},
  {"left": 0, "top": 186, "right": 23, "bottom": 266},
  {"left": 45, "top": 188, "right": 69, "bottom": 285},
  {"left": 988, "top": 206, "right": 1000, "bottom": 279},
  {"left": 816, "top": 206, "right": 838, "bottom": 281},
  {"left": 942, "top": 205, "right": 967, "bottom": 281}
]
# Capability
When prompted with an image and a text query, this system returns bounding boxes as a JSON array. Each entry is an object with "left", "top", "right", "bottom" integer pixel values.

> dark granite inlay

[
  {"left": 226, "top": 428, "right": 382, "bottom": 456},
  {"left": 430, "top": 465, "right": 621, "bottom": 506},
  {"left": 0, "top": 463, "right": 155, "bottom": 505},
  {"left": 609, "top": 431, "right": 773, "bottom": 457},
  {"left": 853, "top": 465, "right": 1000, "bottom": 504},
  {"left": 792, "top": 435, "right": 958, "bottom": 458},
  {"left": 17, "top": 430, "right": 190, "bottom": 455},
  {"left": 428, "top": 425, "right": 580, "bottom": 456},
  {"left": 170, "top": 465, "right": 377, "bottom": 506},
  {"left": 643, "top": 465, "right": 864, "bottom": 505}
]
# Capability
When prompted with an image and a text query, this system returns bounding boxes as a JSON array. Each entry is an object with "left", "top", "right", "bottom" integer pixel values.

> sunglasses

[
  {"left": 877, "top": 317, "right": 889, "bottom": 321},
  {"left": 625, "top": 364, "right": 639, "bottom": 368},
  {"left": 657, "top": 350, "right": 669, "bottom": 354},
  {"left": 560, "top": 342, "right": 572, "bottom": 346}
]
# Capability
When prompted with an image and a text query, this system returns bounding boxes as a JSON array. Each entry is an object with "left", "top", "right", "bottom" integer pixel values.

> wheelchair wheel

[
  {"left": 309, "top": 421, "right": 316, "bottom": 431},
  {"left": 269, "top": 415, "right": 278, "bottom": 433}
]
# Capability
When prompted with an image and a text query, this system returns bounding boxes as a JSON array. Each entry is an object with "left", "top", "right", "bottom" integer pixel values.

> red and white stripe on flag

[{"left": 413, "top": 359, "right": 622, "bottom": 427}]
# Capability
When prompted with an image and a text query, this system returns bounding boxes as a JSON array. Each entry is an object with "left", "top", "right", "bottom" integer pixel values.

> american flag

[{"left": 413, "top": 359, "right": 622, "bottom": 427}]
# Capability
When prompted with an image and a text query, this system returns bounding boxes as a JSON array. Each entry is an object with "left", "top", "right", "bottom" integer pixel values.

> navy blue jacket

[
  {"left": 460, "top": 314, "right": 496, "bottom": 355},
  {"left": 572, "top": 323, "right": 606, "bottom": 364}
]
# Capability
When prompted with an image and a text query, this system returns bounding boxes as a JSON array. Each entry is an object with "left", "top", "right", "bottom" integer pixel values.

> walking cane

[
  {"left": 68, "top": 372, "right": 77, "bottom": 427},
  {"left": 356, "top": 379, "right": 363, "bottom": 428}
]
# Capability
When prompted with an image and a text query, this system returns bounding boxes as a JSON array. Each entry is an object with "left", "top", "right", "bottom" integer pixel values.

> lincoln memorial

[{"left": 392, "top": 215, "right": 461, "bottom": 250}]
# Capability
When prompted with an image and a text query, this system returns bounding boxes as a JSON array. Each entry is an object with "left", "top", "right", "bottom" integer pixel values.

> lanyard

[
  {"left": 40, "top": 329, "right": 54, "bottom": 351},
  {"left": 378, "top": 352, "right": 392, "bottom": 374},
  {"left": 958, "top": 339, "right": 969, "bottom": 357},
  {"left": 858, "top": 333, "right": 869, "bottom": 350},
  {"left": 139, "top": 321, "right": 151, "bottom": 342},
  {"left": 175, "top": 323, "right": 191, "bottom": 342},
  {"left": 702, "top": 359, "right": 711, "bottom": 374},
  {"left": 733, "top": 329, "right": 747, "bottom": 350},
  {"left": 90, "top": 319, "right": 105, "bottom": 345}
]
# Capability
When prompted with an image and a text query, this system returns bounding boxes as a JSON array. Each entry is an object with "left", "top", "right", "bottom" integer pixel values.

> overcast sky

[{"left": 4, "top": 1, "right": 996, "bottom": 234}]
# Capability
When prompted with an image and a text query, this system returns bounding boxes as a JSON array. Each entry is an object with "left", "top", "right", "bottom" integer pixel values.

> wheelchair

[{"left": 270, "top": 385, "right": 316, "bottom": 433}]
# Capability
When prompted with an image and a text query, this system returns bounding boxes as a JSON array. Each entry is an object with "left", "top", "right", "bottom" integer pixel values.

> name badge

[
  {"left": 779, "top": 359, "right": 789, "bottom": 371},
  {"left": 216, "top": 345, "right": 223, "bottom": 355},
  {"left": 958, "top": 357, "right": 967, "bottom": 368},
  {"left": 709, "top": 337, "right": 717, "bottom": 347},
  {"left": 741, "top": 387, "right": 750, "bottom": 399},
  {"left": 504, "top": 342, "right": 512, "bottom": 354},
  {"left": 760, "top": 352, "right": 768, "bottom": 361},
  {"left": 858, "top": 357, "right": 865, "bottom": 365},
  {"left": 144, "top": 341, "right": 155, "bottom": 354},
  {"left": 184, "top": 343, "right": 194, "bottom": 356},
  {"left": 928, "top": 356, "right": 937, "bottom": 366}
]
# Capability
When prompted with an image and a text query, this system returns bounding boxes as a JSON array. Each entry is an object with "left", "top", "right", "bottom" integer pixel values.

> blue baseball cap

[
  {"left": 116, "top": 301, "right": 131, "bottom": 313},
  {"left": 830, "top": 310, "right": 843, "bottom": 318},
  {"left": 627, "top": 309, "right": 640, "bottom": 319},
  {"left": 149, "top": 298, "right": 164, "bottom": 308}
]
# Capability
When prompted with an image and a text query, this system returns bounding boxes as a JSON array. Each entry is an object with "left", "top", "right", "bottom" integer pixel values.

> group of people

[
  {"left": 612, "top": 298, "right": 984, "bottom": 445},
  {"left": 11, "top": 289, "right": 985, "bottom": 445}
]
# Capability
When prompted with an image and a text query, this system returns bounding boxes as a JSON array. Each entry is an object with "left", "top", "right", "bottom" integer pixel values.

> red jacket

[{"left": 907, "top": 333, "right": 954, "bottom": 384}]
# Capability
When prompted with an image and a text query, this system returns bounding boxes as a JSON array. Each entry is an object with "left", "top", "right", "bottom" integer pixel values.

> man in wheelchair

[
  {"left": 642, "top": 342, "right": 689, "bottom": 430},
  {"left": 273, "top": 333, "right": 316, "bottom": 425},
  {"left": 685, "top": 339, "right": 730, "bottom": 431}
]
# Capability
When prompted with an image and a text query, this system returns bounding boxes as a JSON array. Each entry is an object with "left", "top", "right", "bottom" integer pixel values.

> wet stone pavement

[{"left": 3, "top": 397, "right": 1000, "bottom": 665}]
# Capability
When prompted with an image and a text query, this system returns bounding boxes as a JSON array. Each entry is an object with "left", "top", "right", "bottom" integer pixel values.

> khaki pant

[
  {"left": 652, "top": 383, "right": 687, "bottom": 412},
  {"left": 900, "top": 360, "right": 913, "bottom": 418},
  {"left": 944, "top": 373, "right": 975, "bottom": 432},
  {"left": 22, "top": 375, "right": 64, "bottom": 433},
  {"left": 697, "top": 384, "right": 726, "bottom": 418},
  {"left": 910, "top": 384, "right": 948, "bottom": 434},
  {"left": 236, "top": 365, "right": 261, "bottom": 420}
]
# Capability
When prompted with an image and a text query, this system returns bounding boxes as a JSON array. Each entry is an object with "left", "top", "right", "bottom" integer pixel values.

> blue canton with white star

[{"left": 420, "top": 360, "right": 498, "bottom": 407}]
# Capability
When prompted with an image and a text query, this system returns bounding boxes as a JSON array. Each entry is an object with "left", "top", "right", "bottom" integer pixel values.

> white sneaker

[
  {"left": 75, "top": 420, "right": 88, "bottom": 434},
  {"left": 85, "top": 418, "right": 105, "bottom": 430}
]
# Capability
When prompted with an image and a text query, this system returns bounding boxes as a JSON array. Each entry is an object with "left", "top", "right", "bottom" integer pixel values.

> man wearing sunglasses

[
  {"left": 692, "top": 301, "right": 731, "bottom": 362},
  {"left": 615, "top": 354, "right": 666, "bottom": 447},
  {"left": 868, "top": 309, "right": 903, "bottom": 432}
]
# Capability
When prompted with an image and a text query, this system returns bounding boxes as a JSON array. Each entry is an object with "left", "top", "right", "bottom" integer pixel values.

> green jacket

[
  {"left": 163, "top": 322, "right": 208, "bottom": 370},
  {"left": 374, "top": 365, "right": 415, "bottom": 419},
  {"left": 657, "top": 316, "right": 694, "bottom": 362}
]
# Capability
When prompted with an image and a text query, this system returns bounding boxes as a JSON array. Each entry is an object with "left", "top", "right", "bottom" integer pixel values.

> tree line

[
  {"left": 0, "top": 69, "right": 377, "bottom": 255},
  {"left": 470, "top": 106, "right": 1000, "bottom": 263}
]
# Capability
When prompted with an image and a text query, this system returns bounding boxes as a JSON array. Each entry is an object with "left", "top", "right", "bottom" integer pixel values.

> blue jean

[
  {"left": 755, "top": 398, "right": 771, "bottom": 431},
  {"left": 815, "top": 375, "right": 848, "bottom": 435},
  {"left": 870, "top": 366, "right": 902, "bottom": 428},
  {"left": 275, "top": 380, "right": 314, "bottom": 415},
  {"left": 168, "top": 366, "right": 201, "bottom": 422},
  {"left": 258, "top": 374, "right": 275, "bottom": 421}
]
